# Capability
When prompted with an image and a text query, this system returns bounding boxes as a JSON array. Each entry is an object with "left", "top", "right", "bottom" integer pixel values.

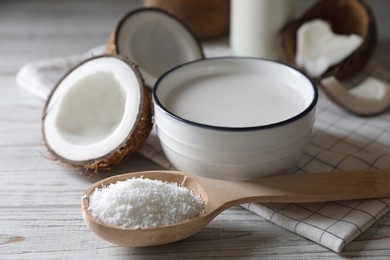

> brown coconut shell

[
  {"left": 143, "top": 0, "right": 230, "bottom": 40},
  {"left": 278, "top": 0, "right": 377, "bottom": 81},
  {"left": 42, "top": 55, "right": 153, "bottom": 173}
]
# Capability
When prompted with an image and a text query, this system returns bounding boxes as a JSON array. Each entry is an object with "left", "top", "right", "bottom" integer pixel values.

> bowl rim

[{"left": 153, "top": 56, "right": 318, "bottom": 132}]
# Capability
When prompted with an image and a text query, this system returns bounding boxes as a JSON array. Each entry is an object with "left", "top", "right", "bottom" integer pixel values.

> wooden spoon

[{"left": 81, "top": 169, "right": 390, "bottom": 247}]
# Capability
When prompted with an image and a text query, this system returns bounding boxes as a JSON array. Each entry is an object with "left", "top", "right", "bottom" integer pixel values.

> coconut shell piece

[
  {"left": 321, "top": 76, "right": 390, "bottom": 116},
  {"left": 42, "top": 55, "right": 153, "bottom": 173},
  {"left": 107, "top": 8, "right": 204, "bottom": 88},
  {"left": 143, "top": 0, "right": 230, "bottom": 40},
  {"left": 278, "top": 0, "right": 377, "bottom": 81}
]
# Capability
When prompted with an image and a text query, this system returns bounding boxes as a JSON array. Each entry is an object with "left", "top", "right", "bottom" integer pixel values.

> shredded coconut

[{"left": 88, "top": 177, "right": 204, "bottom": 229}]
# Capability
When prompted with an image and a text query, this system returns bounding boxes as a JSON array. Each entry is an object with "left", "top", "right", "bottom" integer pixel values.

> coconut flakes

[{"left": 88, "top": 177, "right": 204, "bottom": 229}]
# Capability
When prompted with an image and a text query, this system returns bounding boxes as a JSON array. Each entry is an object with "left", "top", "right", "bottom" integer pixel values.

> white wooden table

[{"left": 1, "top": 0, "right": 389, "bottom": 259}]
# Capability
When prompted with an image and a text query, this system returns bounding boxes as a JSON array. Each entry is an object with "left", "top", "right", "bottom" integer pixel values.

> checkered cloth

[{"left": 16, "top": 41, "right": 390, "bottom": 253}]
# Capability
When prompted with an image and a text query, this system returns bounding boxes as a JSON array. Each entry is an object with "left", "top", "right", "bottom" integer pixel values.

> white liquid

[
  {"left": 230, "top": 0, "right": 294, "bottom": 59},
  {"left": 165, "top": 73, "right": 307, "bottom": 127}
]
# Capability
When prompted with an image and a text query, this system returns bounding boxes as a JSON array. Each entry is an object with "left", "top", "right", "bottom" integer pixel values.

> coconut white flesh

[
  {"left": 44, "top": 57, "right": 141, "bottom": 163},
  {"left": 116, "top": 10, "right": 203, "bottom": 87},
  {"left": 296, "top": 19, "right": 363, "bottom": 78},
  {"left": 321, "top": 76, "right": 390, "bottom": 115}
]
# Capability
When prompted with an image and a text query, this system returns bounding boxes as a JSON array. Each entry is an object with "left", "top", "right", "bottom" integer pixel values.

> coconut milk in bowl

[{"left": 153, "top": 57, "right": 318, "bottom": 180}]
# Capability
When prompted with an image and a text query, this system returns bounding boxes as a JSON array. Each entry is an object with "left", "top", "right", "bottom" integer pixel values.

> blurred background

[{"left": 0, "top": 0, "right": 388, "bottom": 76}]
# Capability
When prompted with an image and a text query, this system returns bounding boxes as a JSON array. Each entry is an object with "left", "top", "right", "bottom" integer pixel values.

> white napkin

[{"left": 16, "top": 41, "right": 390, "bottom": 253}]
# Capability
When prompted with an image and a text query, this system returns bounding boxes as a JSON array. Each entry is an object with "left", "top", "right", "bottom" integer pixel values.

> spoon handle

[{"left": 197, "top": 169, "right": 390, "bottom": 209}]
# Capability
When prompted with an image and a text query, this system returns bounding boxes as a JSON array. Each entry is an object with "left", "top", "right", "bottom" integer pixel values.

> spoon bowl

[{"left": 81, "top": 169, "right": 390, "bottom": 247}]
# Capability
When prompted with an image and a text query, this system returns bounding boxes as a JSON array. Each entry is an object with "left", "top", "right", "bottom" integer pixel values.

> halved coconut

[
  {"left": 278, "top": 0, "right": 377, "bottom": 80},
  {"left": 42, "top": 55, "right": 153, "bottom": 172},
  {"left": 107, "top": 8, "right": 204, "bottom": 87}
]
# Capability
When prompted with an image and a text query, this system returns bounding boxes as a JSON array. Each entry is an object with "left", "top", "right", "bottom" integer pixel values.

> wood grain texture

[{"left": 1, "top": 0, "right": 389, "bottom": 259}]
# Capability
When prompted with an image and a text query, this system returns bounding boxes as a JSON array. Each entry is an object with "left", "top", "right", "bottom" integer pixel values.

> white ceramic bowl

[{"left": 153, "top": 57, "right": 317, "bottom": 180}]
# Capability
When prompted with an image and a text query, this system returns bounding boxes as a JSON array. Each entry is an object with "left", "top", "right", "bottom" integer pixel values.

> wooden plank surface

[{"left": 1, "top": 0, "right": 389, "bottom": 259}]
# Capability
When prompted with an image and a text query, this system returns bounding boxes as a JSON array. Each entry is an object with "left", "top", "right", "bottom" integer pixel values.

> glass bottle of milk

[{"left": 230, "top": 0, "right": 294, "bottom": 60}]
